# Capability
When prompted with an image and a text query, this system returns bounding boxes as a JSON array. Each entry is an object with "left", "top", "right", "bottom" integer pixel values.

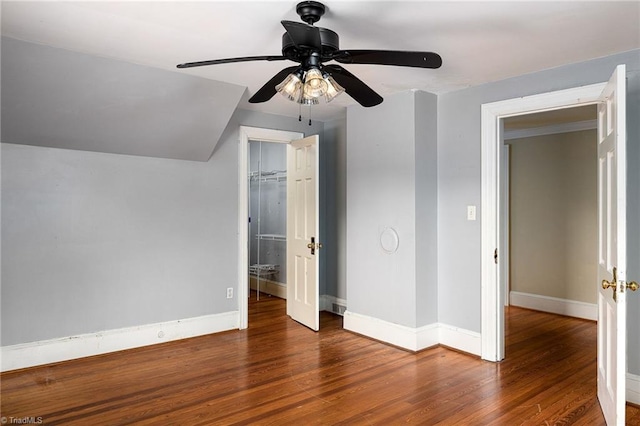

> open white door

[
  {"left": 596, "top": 64, "right": 627, "bottom": 426},
  {"left": 286, "top": 135, "right": 320, "bottom": 331}
]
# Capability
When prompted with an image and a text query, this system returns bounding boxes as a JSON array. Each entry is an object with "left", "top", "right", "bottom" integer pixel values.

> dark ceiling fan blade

[
  {"left": 177, "top": 55, "right": 287, "bottom": 69},
  {"left": 332, "top": 50, "right": 442, "bottom": 69},
  {"left": 324, "top": 64, "right": 383, "bottom": 107},
  {"left": 281, "top": 20, "right": 322, "bottom": 50},
  {"left": 249, "top": 66, "right": 301, "bottom": 103}
]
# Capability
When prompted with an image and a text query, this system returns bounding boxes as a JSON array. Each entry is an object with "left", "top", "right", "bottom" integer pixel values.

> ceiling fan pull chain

[{"left": 308, "top": 103, "right": 312, "bottom": 126}]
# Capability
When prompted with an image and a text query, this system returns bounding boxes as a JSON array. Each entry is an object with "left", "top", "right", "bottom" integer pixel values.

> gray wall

[
  {"left": 321, "top": 117, "right": 348, "bottom": 300},
  {"left": 415, "top": 91, "right": 439, "bottom": 326},
  {"left": 1, "top": 141, "right": 237, "bottom": 345},
  {"left": 1, "top": 108, "right": 322, "bottom": 346},
  {"left": 347, "top": 91, "right": 417, "bottom": 327},
  {"left": 346, "top": 90, "right": 438, "bottom": 328},
  {"left": 438, "top": 50, "right": 639, "bottom": 373}
]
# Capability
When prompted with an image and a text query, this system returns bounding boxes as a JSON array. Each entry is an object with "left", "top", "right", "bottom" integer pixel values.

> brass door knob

[
  {"left": 602, "top": 267, "right": 618, "bottom": 302},
  {"left": 602, "top": 266, "right": 638, "bottom": 300}
]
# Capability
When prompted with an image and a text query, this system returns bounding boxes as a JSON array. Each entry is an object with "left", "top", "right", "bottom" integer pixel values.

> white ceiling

[{"left": 2, "top": 1, "right": 639, "bottom": 121}]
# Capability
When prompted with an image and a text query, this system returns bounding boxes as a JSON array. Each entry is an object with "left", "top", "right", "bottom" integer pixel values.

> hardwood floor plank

[{"left": 2, "top": 295, "right": 639, "bottom": 425}]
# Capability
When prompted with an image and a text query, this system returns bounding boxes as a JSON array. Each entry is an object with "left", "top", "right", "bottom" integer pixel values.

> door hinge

[{"left": 494, "top": 248, "right": 498, "bottom": 264}]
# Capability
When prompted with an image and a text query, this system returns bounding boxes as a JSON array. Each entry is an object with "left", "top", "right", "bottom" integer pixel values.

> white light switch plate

[{"left": 467, "top": 205, "right": 476, "bottom": 221}]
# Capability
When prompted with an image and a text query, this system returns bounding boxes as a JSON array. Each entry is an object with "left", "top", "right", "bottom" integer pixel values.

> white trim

[
  {"left": 503, "top": 119, "right": 597, "bottom": 140},
  {"left": 343, "top": 311, "right": 481, "bottom": 355},
  {"left": 439, "top": 323, "right": 482, "bottom": 356},
  {"left": 1, "top": 311, "right": 239, "bottom": 372},
  {"left": 481, "top": 101, "right": 502, "bottom": 361},
  {"left": 238, "top": 126, "right": 304, "bottom": 330},
  {"left": 344, "top": 311, "right": 439, "bottom": 351},
  {"left": 480, "top": 83, "right": 606, "bottom": 362},
  {"left": 250, "top": 277, "right": 287, "bottom": 300},
  {"left": 627, "top": 373, "right": 640, "bottom": 405},
  {"left": 510, "top": 291, "right": 597, "bottom": 321}
]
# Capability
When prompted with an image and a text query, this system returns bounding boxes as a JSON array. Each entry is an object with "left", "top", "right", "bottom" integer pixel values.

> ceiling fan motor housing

[
  {"left": 296, "top": 1, "right": 325, "bottom": 25},
  {"left": 282, "top": 27, "right": 339, "bottom": 63}
]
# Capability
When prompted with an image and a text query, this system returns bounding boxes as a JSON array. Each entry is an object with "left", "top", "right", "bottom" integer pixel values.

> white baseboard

[
  {"left": 510, "top": 291, "right": 597, "bottom": 321},
  {"left": 250, "top": 277, "right": 286, "bottom": 299},
  {"left": 320, "top": 295, "right": 347, "bottom": 316},
  {"left": 343, "top": 310, "right": 439, "bottom": 351},
  {"left": 439, "top": 323, "right": 482, "bottom": 356},
  {"left": 1, "top": 311, "right": 239, "bottom": 372},
  {"left": 628, "top": 373, "right": 640, "bottom": 405},
  {"left": 343, "top": 310, "right": 480, "bottom": 355}
]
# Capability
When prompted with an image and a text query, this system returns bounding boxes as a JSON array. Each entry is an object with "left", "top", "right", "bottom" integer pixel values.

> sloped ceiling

[{"left": 1, "top": 37, "right": 245, "bottom": 161}]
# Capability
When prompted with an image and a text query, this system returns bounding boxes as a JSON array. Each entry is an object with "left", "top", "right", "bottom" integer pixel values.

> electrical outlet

[{"left": 226, "top": 288, "right": 233, "bottom": 299}]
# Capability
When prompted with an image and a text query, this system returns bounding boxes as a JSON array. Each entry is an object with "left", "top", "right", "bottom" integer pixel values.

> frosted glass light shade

[
  {"left": 323, "top": 75, "right": 345, "bottom": 102},
  {"left": 275, "top": 73, "right": 303, "bottom": 102},
  {"left": 303, "top": 68, "right": 327, "bottom": 98}
]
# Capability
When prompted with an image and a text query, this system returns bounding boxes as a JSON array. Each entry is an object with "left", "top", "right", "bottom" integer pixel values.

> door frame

[
  {"left": 480, "top": 82, "right": 606, "bottom": 362},
  {"left": 238, "top": 126, "right": 304, "bottom": 330}
]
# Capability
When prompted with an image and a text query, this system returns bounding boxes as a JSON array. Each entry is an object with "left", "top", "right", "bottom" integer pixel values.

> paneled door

[
  {"left": 596, "top": 64, "right": 629, "bottom": 426},
  {"left": 286, "top": 135, "right": 320, "bottom": 331}
]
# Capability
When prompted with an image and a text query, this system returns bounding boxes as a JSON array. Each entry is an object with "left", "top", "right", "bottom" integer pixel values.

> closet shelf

[
  {"left": 249, "top": 170, "right": 287, "bottom": 183},
  {"left": 249, "top": 264, "right": 280, "bottom": 276},
  {"left": 256, "top": 234, "right": 286, "bottom": 241}
]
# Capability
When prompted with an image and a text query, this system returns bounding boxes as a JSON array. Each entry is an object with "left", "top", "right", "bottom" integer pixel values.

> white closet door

[{"left": 286, "top": 135, "right": 320, "bottom": 331}]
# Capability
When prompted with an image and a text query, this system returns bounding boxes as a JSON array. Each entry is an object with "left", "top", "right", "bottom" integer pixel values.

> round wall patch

[{"left": 380, "top": 227, "right": 399, "bottom": 253}]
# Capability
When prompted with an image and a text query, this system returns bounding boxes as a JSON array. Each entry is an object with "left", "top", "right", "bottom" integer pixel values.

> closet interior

[{"left": 249, "top": 141, "right": 287, "bottom": 300}]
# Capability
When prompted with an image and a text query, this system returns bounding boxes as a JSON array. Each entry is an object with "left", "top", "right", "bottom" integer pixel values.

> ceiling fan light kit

[
  {"left": 177, "top": 1, "right": 442, "bottom": 108},
  {"left": 275, "top": 67, "right": 344, "bottom": 104}
]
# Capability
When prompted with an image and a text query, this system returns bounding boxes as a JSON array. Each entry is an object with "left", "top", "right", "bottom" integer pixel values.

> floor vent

[{"left": 332, "top": 303, "right": 346, "bottom": 316}]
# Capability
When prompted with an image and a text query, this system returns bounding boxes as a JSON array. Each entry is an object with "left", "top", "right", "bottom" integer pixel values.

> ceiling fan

[{"left": 177, "top": 1, "right": 442, "bottom": 108}]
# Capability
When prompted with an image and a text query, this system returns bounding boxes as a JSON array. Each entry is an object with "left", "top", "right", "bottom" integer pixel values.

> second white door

[{"left": 596, "top": 64, "right": 628, "bottom": 426}]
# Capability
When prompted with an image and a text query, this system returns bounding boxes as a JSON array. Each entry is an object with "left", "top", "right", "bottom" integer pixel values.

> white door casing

[
  {"left": 596, "top": 64, "right": 627, "bottom": 426},
  {"left": 287, "top": 135, "right": 320, "bottom": 331},
  {"left": 238, "top": 126, "right": 303, "bottom": 330},
  {"left": 479, "top": 66, "right": 629, "bottom": 423},
  {"left": 480, "top": 81, "right": 606, "bottom": 362}
]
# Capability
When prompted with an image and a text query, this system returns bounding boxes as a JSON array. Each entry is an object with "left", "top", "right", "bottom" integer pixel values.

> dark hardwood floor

[{"left": 2, "top": 293, "right": 639, "bottom": 425}]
